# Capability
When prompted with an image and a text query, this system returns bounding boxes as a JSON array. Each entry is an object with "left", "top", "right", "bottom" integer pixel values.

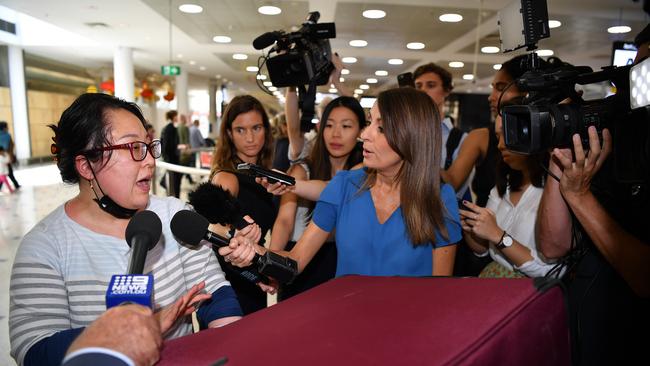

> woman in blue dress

[{"left": 220, "top": 87, "right": 462, "bottom": 284}]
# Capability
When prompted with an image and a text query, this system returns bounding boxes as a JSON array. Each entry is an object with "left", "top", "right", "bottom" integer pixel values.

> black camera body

[
  {"left": 258, "top": 12, "right": 335, "bottom": 88},
  {"left": 502, "top": 61, "right": 630, "bottom": 154}
]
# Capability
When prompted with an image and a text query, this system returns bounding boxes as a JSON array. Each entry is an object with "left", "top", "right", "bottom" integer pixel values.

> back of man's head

[{"left": 0, "top": 121, "right": 7, "bottom": 131}]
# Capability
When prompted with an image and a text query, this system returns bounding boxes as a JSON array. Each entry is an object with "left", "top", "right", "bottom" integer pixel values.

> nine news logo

[{"left": 111, "top": 275, "right": 150, "bottom": 295}]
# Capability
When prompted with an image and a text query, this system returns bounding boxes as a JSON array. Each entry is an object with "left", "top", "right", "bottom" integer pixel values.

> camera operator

[{"left": 536, "top": 25, "right": 650, "bottom": 366}]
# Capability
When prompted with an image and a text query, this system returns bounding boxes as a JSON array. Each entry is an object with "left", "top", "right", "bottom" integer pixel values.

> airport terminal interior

[{"left": 0, "top": 0, "right": 648, "bottom": 365}]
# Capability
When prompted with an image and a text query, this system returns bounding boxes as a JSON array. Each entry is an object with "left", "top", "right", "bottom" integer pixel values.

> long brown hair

[
  {"left": 363, "top": 88, "right": 449, "bottom": 245},
  {"left": 211, "top": 95, "right": 274, "bottom": 177}
]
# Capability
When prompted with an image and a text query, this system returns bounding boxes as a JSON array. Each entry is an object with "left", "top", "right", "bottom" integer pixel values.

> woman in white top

[{"left": 459, "top": 103, "right": 559, "bottom": 278}]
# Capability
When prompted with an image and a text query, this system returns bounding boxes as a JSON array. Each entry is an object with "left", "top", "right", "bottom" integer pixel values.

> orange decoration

[
  {"left": 163, "top": 91, "right": 175, "bottom": 101},
  {"left": 100, "top": 80, "right": 115, "bottom": 93}
]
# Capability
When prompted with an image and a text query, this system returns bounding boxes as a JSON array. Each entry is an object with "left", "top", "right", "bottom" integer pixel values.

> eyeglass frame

[{"left": 82, "top": 139, "right": 162, "bottom": 162}]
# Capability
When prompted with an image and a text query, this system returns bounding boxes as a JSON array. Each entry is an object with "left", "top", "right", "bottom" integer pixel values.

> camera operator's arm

[
  {"left": 536, "top": 148, "right": 573, "bottom": 259},
  {"left": 554, "top": 127, "right": 650, "bottom": 297},
  {"left": 285, "top": 87, "right": 303, "bottom": 161},
  {"left": 330, "top": 53, "right": 353, "bottom": 97}
]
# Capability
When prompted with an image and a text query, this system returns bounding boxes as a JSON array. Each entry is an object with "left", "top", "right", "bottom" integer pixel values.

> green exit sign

[{"left": 161, "top": 65, "right": 181, "bottom": 76}]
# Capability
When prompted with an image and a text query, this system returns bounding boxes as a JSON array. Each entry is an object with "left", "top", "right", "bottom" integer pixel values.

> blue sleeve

[
  {"left": 435, "top": 184, "right": 462, "bottom": 247},
  {"left": 63, "top": 351, "right": 131, "bottom": 366},
  {"left": 196, "top": 286, "right": 243, "bottom": 329},
  {"left": 312, "top": 170, "right": 350, "bottom": 233},
  {"left": 23, "top": 327, "right": 84, "bottom": 366}
]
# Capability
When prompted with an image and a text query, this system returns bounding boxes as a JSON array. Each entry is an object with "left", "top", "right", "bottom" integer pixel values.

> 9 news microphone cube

[{"left": 106, "top": 274, "right": 154, "bottom": 309}]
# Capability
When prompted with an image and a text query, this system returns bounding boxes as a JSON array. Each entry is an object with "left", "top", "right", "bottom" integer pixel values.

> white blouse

[{"left": 481, "top": 184, "right": 562, "bottom": 278}]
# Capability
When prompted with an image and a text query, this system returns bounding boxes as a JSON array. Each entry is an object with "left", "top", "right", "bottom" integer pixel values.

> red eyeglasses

[{"left": 83, "top": 139, "right": 162, "bottom": 161}]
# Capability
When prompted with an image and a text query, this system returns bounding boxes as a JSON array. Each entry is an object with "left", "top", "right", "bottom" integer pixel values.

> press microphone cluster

[
  {"left": 171, "top": 210, "right": 298, "bottom": 285},
  {"left": 105, "top": 210, "right": 161, "bottom": 309}
]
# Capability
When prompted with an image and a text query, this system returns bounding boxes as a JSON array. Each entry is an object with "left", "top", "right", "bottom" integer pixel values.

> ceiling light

[
  {"left": 177, "top": 53, "right": 183, "bottom": 58},
  {"left": 537, "top": 49, "right": 554, "bottom": 56},
  {"left": 354, "top": 89, "right": 364, "bottom": 94},
  {"left": 439, "top": 13, "right": 463, "bottom": 22},
  {"left": 342, "top": 57, "right": 357, "bottom": 64},
  {"left": 462, "top": 74, "right": 474, "bottom": 80},
  {"left": 256, "top": 74, "right": 267, "bottom": 80},
  {"left": 273, "top": 90, "right": 281, "bottom": 96},
  {"left": 548, "top": 20, "right": 561, "bottom": 29},
  {"left": 359, "top": 84, "right": 369, "bottom": 90},
  {"left": 341, "top": 69, "right": 350, "bottom": 75},
  {"left": 407, "top": 42, "right": 425, "bottom": 50},
  {"left": 349, "top": 40, "right": 368, "bottom": 47},
  {"left": 339, "top": 77, "right": 345, "bottom": 82},
  {"left": 258, "top": 6, "right": 281, "bottom": 15},
  {"left": 481, "top": 46, "right": 500, "bottom": 54},
  {"left": 388, "top": 58, "right": 403, "bottom": 65},
  {"left": 189, "top": 60, "right": 196, "bottom": 65},
  {"left": 199, "top": 66, "right": 206, "bottom": 71},
  {"left": 329, "top": 88, "right": 338, "bottom": 93},
  {"left": 366, "top": 78, "right": 378, "bottom": 84},
  {"left": 607, "top": 25, "right": 631, "bottom": 34},
  {"left": 493, "top": 64, "right": 502, "bottom": 70},
  {"left": 263, "top": 81, "right": 273, "bottom": 87},
  {"left": 375, "top": 70, "right": 388, "bottom": 76},
  {"left": 213, "top": 35, "right": 232, "bottom": 43},
  {"left": 246, "top": 66, "right": 259, "bottom": 72},
  {"left": 178, "top": 4, "right": 203, "bottom": 14},
  {"left": 362, "top": 9, "right": 386, "bottom": 19},
  {"left": 448, "top": 61, "right": 464, "bottom": 68},
  {"left": 232, "top": 53, "right": 248, "bottom": 60},
  {"left": 269, "top": 86, "right": 278, "bottom": 92}
]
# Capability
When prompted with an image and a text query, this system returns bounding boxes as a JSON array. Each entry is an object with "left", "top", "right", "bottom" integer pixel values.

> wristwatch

[{"left": 497, "top": 231, "right": 514, "bottom": 249}]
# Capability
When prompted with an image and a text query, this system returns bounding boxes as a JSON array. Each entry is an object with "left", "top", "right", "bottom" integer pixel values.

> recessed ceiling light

[
  {"left": 481, "top": 46, "right": 500, "bottom": 54},
  {"left": 407, "top": 42, "right": 425, "bottom": 50},
  {"left": 341, "top": 69, "right": 350, "bottom": 75},
  {"left": 359, "top": 84, "right": 369, "bottom": 90},
  {"left": 366, "top": 78, "right": 378, "bottom": 83},
  {"left": 232, "top": 53, "right": 248, "bottom": 60},
  {"left": 179, "top": 4, "right": 203, "bottom": 14},
  {"left": 213, "top": 35, "right": 232, "bottom": 43},
  {"left": 329, "top": 88, "right": 338, "bottom": 93},
  {"left": 354, "top": 89, "right": 364, "bottom": 94},
  {"left": 272, "top": 90, "right": 281, "bottom": 95},
  {"left": 362, "top": 9, "right": 386, "bottom": 19},
  {"left": 177, "top": 53, "right": 183, "bottom": 58},
  {"left": 339, "top": 77, "right": 345, "bottom": 82},
  {"left": 258, "top": 5, "right": 281, "bottom": 15},
  {"left": 199, "top": 66, "right": 206, "bottom": 71},
  {"left": 375, "top": 70, "right": 388, "bottom": 76},
  {"left": 448, "top": 61, "right": 464, "bottom": 68},
  {"left": 537, "top": 49, "right": 554, "bottom": 56},
  {"left": 462, "top": 74, "right": 474, "bottom": 80},
  {"left": 342, "top": 57, "right": 357, "bottom": 64},
  {"left": 439, "top": 13, "right": 463, "bottom": 22},
  {"left": 269, "top": 86, "right": 278, "bottom": 92},
  {"left": 548, "top": 20, "right": 562, "bottom": 29},
  {"left": 607, "top": 25, "right": 631, "bottom": 34},
  {"left": 388, "top": 58, "right": 403, "bottom": 65},
  {"left": 246, "top": 66, "right": 259, "bottom": 72},
  {"left": 493, "top": 64, "right": 502, "bottom": 70},
  {"left": 189, "top": 60, "right": 196, "bottom": 65},
  {"left": 256, "top": 74, "right": 267, "bottom": 80},
  {"left": 349, "top": 39, "right": 368, "bottom": 47},
  {"left": 263, "top": 81, "right": 273, "bottom": 87}
]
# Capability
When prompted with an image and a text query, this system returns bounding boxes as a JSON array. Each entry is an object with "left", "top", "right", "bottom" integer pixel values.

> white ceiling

[{"left": 0, "top": 0, "right": 647, "bottom": 106}]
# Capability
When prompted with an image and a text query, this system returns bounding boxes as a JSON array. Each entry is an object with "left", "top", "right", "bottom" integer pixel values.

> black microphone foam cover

[
  {"left": 253, "top": 31, "right": 280, "bottom": 50},
  {"left": 188, "top": 183, "right": 247, "bottom": 229},
  {"left": 171, "top": 210, "right": 210, "bottom": 246},
  {"left": 125, "top": 210, "right": 162, "bottom": 250}
]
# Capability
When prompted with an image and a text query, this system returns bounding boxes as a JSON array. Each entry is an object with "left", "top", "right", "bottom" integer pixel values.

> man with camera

[{"left": 536, "top": 26, "right": 650, "bottom": 365}]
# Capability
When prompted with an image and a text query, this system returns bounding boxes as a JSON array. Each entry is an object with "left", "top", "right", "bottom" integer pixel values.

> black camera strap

[{"left": 298, "top": 79, "right": 318, "bottom": 133}]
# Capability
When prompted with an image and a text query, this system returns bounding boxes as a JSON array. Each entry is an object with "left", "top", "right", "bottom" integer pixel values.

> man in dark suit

[
  {"left": 160, "top": 110, "right": 182, "bottom": 197},
  {"left": 62, "top": 304, "right": 161, "bottom": 366}
]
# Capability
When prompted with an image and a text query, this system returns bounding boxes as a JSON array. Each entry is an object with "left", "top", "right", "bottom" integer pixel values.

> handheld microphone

[
  {"left": 171, "top": 210, "right": 298, "bottom": 284},
  {"left": 106, "top": 210, "right": 161, "bottom": 309},
  {"left": 253, "top": 31, "right": 282, "bottom": 50},
  {"left": 188, "top": 183, "right": 249, "bottom": 230}
]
